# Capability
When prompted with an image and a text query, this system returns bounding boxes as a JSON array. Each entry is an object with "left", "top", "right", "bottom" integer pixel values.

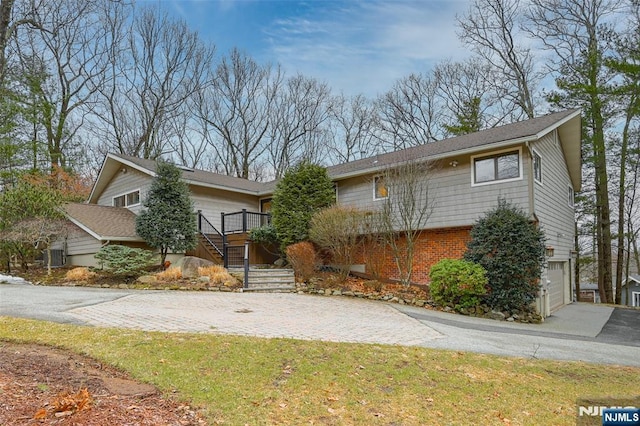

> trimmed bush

[
  {"left": 429, "top": 259, "right": 487, "bottom": 309},
  {"left": 94, "top": 245, "right": 155, "bottom": 276},
  {"left": 271, "top": 162, "right": 335, "bottom": 253},
  {"left": 285, "top": 241, "right": 319, "bottom": 283},
  {"left": 464, "top": 198, "right": 546, "bottom": 312}
]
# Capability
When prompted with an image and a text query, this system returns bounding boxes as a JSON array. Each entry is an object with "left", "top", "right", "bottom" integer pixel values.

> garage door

[{"left": 547, "top": 261, "right": 567, "bottom": 312}]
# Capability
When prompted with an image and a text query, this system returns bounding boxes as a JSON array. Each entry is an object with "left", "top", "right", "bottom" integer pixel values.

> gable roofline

[
  {"left": 326, "top": 109, "right": 582, "bottom": 191},
  {"left": 88, "top": 153, "right": 267, "bottom": 204},
  {"left": 87, "top": 109, "right": 581, "bottom": 202}
]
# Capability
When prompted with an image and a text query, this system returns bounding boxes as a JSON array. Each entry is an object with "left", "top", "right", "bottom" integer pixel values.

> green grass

[{"left": 1, "top": 316, "right": 637, "bottom": 425}]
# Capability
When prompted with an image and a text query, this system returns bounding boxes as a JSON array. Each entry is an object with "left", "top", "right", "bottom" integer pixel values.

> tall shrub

[
  {"left": 270, "top": 162, "right": 335, "bottom": 252},
  {"left": 464, "top": 198, "right": 546, "bottom": 312},
  {"left": 136, "top": 161, "right": 198, "bottom": 265}
]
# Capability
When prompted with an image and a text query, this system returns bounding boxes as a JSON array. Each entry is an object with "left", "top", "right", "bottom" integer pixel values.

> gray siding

[
  {"left": 65, "top": 225, "right": 102, "bottom": 255},
  {"left": 621, "top": 281, "right": 640, "bottom": 306},
  {"left": 96, "top": 168, "right": 152, "bottom": 214},
  {"left": 531, "top": 131, "right": 576, "bottom": 261},
  {"left": 337, "top": 145, "right": 531, "bottom": 229},
  {"left": 190, "top": 186, "right": 260, "bottom": 231}
]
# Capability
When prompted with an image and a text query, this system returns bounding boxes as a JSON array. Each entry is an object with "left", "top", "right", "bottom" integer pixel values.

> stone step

[{"left": 229, "top": 268, "right": 296, "bottom": 291}]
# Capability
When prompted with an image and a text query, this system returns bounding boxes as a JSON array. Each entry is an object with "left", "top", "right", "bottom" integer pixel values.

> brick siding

[{"left": 356, "top": 226, "right": 472, "bottom": 284}]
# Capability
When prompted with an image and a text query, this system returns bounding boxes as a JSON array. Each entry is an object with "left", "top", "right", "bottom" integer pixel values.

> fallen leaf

[{"left": 33, "top": 408, "right": 47, "bottom": 419}]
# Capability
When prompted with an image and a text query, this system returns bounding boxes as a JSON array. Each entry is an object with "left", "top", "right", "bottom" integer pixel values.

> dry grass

[
  {"left": 197, "top": 265, "right": 238, "bottom": 286},
  {"left": 64, "top": 267, "right": 97, "bottom": 282},
  {"left": 155, "top": 267, "right": 182, "bottom": 281}
]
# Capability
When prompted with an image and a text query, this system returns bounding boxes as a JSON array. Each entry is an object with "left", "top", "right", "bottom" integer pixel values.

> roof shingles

[{"left": 63, "top": 203, "right": 141, "bottom": 241}]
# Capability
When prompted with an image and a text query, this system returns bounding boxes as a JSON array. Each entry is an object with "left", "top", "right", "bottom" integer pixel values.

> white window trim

[
  {"left": 112, "top": 188, "right": 141, "bottom": 207},
  {"left": 470, "top": 147, "right": 523, "bottom": 187},
  {"left": 568, "top": 186, "right": 575, "bottom": 208},
  {"left": 373, "top": 175, "right": 388, "bottom": 200},
  {"left": 632, "top": 291, "right": 640, "bottom": 307},
  {"left": 532, "top": 149, "right": 543, "bottom": 185}
]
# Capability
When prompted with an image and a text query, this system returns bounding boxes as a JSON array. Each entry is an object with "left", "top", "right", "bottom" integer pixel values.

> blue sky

[{"left": 139, "top": 0, "right": 471, "bottom": 97}]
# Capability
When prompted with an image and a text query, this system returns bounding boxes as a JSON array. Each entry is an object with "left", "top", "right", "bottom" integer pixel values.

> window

[
  {"left": 113, "top": 190, "right": 140, "bottom": 207},
  {"left": 568, "top": 186, "right": 575, "bottom": 208},
  {"left": 633, "top": 292, "right": 640, "bottom": 307},
  {"left": 374, "top": 175, "right": 388, "bottom": 200},
  {"left": 472, "top": 150, "right": 521, "bottom": 185},
  {"left": 533, "top": 150, "right": 542, "bottom": 183}
]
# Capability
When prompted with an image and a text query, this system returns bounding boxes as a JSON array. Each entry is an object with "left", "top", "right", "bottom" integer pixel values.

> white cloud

[{"left": 263, "top": 0, "right": 470, "bottom": 97}]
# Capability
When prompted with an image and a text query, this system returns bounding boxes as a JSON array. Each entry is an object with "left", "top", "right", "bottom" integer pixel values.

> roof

[
  {"left": 63, "top": 203, "right": 142, "bottom": 241},
  {"left": 87, "top": 109, "right": 581, "bottom": 202},
  {"left": 326, "top": 109, "right": 582, "bottom": 190},
  {"left": 88, "top": 153, "right": 267, "bottom": 203},
  {"left": 623, "top": 274, "right": 640, "bottom": 286}
]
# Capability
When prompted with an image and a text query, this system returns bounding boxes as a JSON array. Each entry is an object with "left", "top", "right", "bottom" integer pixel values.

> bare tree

[
  {"left": 457, "top": 0, "right": 538, "bottom": 119},
  {"left": 374, "top": 158, "right": 436, "bottom": 286},
  {"left": 434, "top": 59, "right": 496, "bottom": 134},
  {"left": 93, "top": 7, "right": 214, "bottom": 161},
  {"left": 526, "top": 0, "right": 622, "bottom": 303},
  {"left": 374, "top": 73, "right": 446, "bottom": 151},
  {"left": 12, "top": 0, "right": 127, "bottom": 169},
  {"left": 326, "top": 93, "right": 377, "bottom": 164},
  {"left": 267, "top": 74, "right": 333, "bottom": 178},
  {"left": 197, "top": 49, "right": 281, "bottom": 179}
]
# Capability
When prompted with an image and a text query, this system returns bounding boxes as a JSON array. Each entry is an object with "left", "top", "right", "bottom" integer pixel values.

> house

[
  {"left": 621, "top": 275, "right": 640, "bottom": 307},
  {"left": 60, "top": 109, "right": 581, "bottom": 314}
]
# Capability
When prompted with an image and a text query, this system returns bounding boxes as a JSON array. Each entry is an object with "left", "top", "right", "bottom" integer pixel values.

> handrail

[
  {"left": 197, "top": 212, "right": 224, "bottom": 258},
  {"left": 221, "top": 209, "right": 271, "bottom": 234}
]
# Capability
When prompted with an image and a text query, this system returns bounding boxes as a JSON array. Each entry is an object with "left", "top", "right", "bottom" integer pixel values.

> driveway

[{"left": 1, "top": 282, "right": 638, "bottom": 367}]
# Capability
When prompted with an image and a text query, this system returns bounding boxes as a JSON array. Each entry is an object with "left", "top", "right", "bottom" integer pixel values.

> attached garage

[{"left": 547, "top": 261, "right": 568, "bottom": 312}]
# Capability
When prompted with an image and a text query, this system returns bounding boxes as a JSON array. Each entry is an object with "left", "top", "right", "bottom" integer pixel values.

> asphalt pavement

[{"left": 1, "top": 281, "right": 638, "bottom": 366}]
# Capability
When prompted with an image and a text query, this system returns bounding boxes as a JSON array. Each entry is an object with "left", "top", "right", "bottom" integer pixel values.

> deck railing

[{"left": 221, "top": 209, "right": 271, "bottom": 234}]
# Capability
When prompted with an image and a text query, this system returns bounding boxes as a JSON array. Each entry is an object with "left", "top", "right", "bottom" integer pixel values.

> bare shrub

[
  {"left": 285, "top": 242, "right": 319, "bottom": 282},
  {"left": 198, "top": 265, "right": 239, "bottom": 287},
  {"left": 309, "top": 205, "right": 364, "bottom": 279},
  {"left": 64, "top": 267, "right": 97, "bottom": 282},
  {"left": 156, "top": 267, "right": 182, "bottom": 281}
]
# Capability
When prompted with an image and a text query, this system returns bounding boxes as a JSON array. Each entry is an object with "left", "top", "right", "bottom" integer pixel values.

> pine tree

[{"left": 135, "top": 161, "right": 197, "bottom": 265}]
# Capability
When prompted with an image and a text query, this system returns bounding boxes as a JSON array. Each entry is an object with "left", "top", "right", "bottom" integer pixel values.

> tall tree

[
  {"left": 326, "top": 94, "right": 377, "bottom": 164},
  {"left": 197, "top": 48, "right": 281, "bottom": 179},
  {"left": 94, "top": 7, "right": 214, "bottom": 161},
  {"left": 374, "top": 73, "right": 445, "bottom": 151},
  {"left": 13, "top": 0, "right": 127, "bottom": 169},
  {"left": 526, "top": 0, "right": 621, "bottom": 303},
  {"left": 135, "top": 161, "right": 197, "bottom": 266},
  {"left": 607, "top": 2, "right": 640, "bottom": 303},
  {"left": 267, "top": 74, "right": 332, "bottom": 178},
  {"left": 457, "top": 0, "right": 538, "bottom": 119}
]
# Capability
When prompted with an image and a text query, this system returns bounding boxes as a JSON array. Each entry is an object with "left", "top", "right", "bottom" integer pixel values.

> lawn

[{"left": 1, "top": 316, "right": 637, "bottom": 425}]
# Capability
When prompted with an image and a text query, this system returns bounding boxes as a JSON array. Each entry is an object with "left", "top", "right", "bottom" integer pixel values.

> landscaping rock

[
  {"left": 506, "top": 317, "right": 515, "bottom": 322},
  {"left": 487, "top": 311, "right": 506, "bottom": 321},
  {"left": 137, "top": 275, "right": 158, "bottom": 284},
  {"left": 173, "top": 256, "right": 216, "bottom": 278}
]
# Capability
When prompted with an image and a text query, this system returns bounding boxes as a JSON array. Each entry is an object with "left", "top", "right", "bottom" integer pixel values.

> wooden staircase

[{"left": 230, "top": 268, "right": 296, "bottom": 292}]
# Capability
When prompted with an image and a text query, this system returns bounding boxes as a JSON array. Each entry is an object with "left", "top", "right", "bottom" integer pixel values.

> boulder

[
  {"left": 137, "top": 275, "right": 158, "bottom": 284},
  {"left": 173, "top": 256, "right": 217, "bottom": 278}
]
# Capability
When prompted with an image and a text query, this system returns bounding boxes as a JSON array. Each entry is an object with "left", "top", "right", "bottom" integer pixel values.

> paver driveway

[{"left": 1, "top": 283, "right": 639, "bottom": 366}]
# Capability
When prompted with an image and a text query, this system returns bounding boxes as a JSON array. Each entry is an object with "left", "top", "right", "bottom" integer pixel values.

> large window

[
  {"left": 113, "top": 190, "right": 141, "bottom": 207},
  {"left": 472, "top": 150, "right": 521, "bottom": 185},
  {"left": 373, "top": 175, "right": 388, "bottom": 200}
]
